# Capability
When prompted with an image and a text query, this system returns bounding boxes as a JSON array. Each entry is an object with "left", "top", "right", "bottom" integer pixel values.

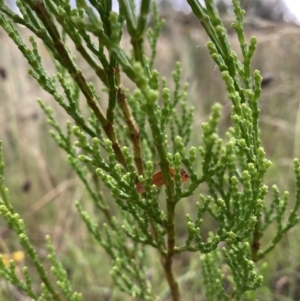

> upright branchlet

[{"left": 0, "top": 0, "right": 300, "bottom": 301}]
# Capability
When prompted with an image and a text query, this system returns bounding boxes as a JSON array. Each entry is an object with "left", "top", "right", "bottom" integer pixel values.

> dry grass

[{"left": 1, "top": 11, "right": 300, "bottom": 300}]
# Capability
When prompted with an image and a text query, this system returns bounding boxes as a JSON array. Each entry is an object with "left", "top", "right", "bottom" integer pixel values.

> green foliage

[
  {"left": 0, "top": 0, "right": 299, "bottom": 300},
  {"left": 0, "top": 144, "right": 81, "bottom": 300}
]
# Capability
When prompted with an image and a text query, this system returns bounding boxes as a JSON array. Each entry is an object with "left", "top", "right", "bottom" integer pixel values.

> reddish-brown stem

[
  {"left": 161, "top": 194, "right": 180, "bottom": 301},
  {"left": 117, "top": 88, "right": 143, "bottom": 175},
  {"left": 251, "top": 217, "right": 261, "bottom": 262},
  {"left": 29, "top": 0, "right": 127, "bottom": 168},
  {"left": 162, "top": 257, "right": 180, "bottom": 301}
]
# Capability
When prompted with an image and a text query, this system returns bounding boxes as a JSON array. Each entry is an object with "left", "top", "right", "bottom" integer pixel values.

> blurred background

[{"left": 1, "top": 0, "right": 300, "bottom": 300}]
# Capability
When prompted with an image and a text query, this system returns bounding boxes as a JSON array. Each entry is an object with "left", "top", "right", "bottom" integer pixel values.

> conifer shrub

[{"left": 0, "top": 0, "right": 299, "bottom": 300}]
